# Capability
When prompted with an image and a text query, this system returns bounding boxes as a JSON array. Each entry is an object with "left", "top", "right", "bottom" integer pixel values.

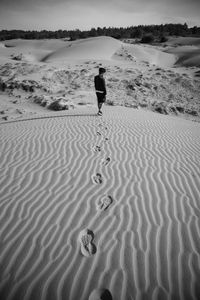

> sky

[{"left": 0, "top": 0, "right": 200, "bottom": 31}]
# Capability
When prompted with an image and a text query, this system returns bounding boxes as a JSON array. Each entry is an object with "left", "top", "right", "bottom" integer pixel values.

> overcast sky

[{"left": 0, "top": 0, "right": 200, "bottom": 30}]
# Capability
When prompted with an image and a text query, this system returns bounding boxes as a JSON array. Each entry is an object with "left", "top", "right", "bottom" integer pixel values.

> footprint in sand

[
  {"left": 92, "top": 173, "right": 103, "bottom": 184},
  {"left": 97, "top": 131, "right": 101, "bottom": 136},
  {"left": 89, "top": 288, "right": 113, "bottom": 300},
  {"left": 79, "top": 229, "right": 96, "bottom": 257},
  {"left": 101, "top": 157, "right": 111, "bottom": 166},
  {"left": 93, "top": 145, "right": 101, "bottom": 152},
  {"left": 98, "top": 124, "right": 108, "bottom": 131},
  {"left": 97, "top": 195, "right": 113, "bottom": 211}
]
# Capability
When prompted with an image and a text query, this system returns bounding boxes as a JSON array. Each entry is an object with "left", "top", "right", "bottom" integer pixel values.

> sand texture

[{"left": 0, "top": 106, "right": 200, "bottom": 300}]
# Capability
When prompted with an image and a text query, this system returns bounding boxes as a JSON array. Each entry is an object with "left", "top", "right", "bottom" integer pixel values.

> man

[{"left": 94, "top": 67, "right": 106, "bottom": 116}]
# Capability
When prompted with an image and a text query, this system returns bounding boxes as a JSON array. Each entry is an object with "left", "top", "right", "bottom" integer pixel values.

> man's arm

[
  {"left": 94, "top": 76, "right": 97, "bottom": 90},
  {"left": 103, "top": 78, "right": 107, "bottom": 95}
]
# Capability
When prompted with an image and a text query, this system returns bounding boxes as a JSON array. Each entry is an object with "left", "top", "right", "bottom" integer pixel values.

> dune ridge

[{"left": 0, "top": 106, "right": 200, "bottom": 300}]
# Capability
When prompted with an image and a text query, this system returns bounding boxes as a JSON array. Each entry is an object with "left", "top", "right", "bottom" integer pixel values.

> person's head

[{"left": 99, "top": 67, "right": 106, "bottom": 78}]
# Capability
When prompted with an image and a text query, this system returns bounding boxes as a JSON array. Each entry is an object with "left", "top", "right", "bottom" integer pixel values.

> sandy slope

[
  {"left": 162, "top": 37, "right": 200, "bottom": 67},
  {"left": 117, "top": 44, "right": 176, "bottom": 67},
  {"left": 0, "top": 35, "right": 200, "bottom": 300},
  {"left": 42, "top": 36, "right": 122, "bottom": 62},
  {"left": 0, "top": 37, "right": 122, "bottom": 63},
  {"left": 165, "top": 45, "right": 200, "bottom": 67},
  {"left": 0, "top": 36, "right": 176, "bottom": 66},
  {"left": 0, "top": 106, "right": 200, "bottom": 300},
  {"left": 0, "top": 39, "right": 67, "bottom": 63}
]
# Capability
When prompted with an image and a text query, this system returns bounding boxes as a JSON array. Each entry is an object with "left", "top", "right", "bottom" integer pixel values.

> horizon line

[{"left": 1, "top": 22, "right": 200, "bottom": 32}]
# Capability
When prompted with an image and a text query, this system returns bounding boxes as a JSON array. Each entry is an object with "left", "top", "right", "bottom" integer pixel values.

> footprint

[
  {"left": 89, "top": 288, "right": 113, "bottom": 300},
  {"left": 101, "top": 157, "right": 111, "bottom": 166},
  {"left": 97, "top": 131, "right": 101, "bottom": 136},
  {"left": 97, "top": 195, "right": 113, "bottom": 211},
  {"left": 93, "top": 145, "right": 101, "bottom": 152},
  {"left": 79, "top": 229, "right": 96, "bottom": 257},
  {"left": 92, "top": 173, "right": 103, "bottom": 184}
]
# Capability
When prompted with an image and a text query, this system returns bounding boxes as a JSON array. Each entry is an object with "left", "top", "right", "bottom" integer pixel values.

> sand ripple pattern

[{"left": 0, "top": 107, "right": 200, "bottom": 300}]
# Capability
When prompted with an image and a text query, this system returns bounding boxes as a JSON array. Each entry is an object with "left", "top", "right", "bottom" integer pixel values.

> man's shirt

[{"left": 94, "top": 75, "right": 107, "bottom": 95}]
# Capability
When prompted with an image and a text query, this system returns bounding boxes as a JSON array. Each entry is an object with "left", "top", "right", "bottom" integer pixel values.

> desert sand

[{"left": 0, "top": 36, "right": 200, "bottom": 300}]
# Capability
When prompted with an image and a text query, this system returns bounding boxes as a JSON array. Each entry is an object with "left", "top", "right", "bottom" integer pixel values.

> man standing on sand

[{"left": 94, "top": 67, "right": 107, "bottom": 116}]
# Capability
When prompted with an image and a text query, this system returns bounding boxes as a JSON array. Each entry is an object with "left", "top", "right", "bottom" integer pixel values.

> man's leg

[
  {"left": 98, "top": 102, "right": 103, "bottom": 115},
  {"left": 98, "top": 102, "right": 102, "bottom": 111},
  {"left": 96, "top": 93, "right": 103, "bottom": 115}
]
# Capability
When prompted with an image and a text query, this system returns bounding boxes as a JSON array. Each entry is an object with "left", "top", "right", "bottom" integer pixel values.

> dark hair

[{"left": 99, "top": 67, "right": 106, "bottom": 74}]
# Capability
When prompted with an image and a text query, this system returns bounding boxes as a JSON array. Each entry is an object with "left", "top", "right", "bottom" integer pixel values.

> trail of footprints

[{"left": 79, "top": 119, "right": 113, "bottom": 299}]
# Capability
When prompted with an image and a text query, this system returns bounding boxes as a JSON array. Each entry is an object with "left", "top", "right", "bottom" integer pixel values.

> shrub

[
  {"left": 140, "top": 34, "right": 154, "bottom": 44},
  {"left": 176, "top": 106, "right": 184, "bottom": 113},
  {"left": 48, "top": 99, "right": 69, "bottom": 110},
  {"left": 168, "top": 106, "right": 177, "bottom": 114},
  {"left": 152, "top": 102, "right": 168, "bottom": 114},
  {"left": 106, "top": 99, "right": 114, "bottom": 106},
  {"left": 185, "top": 108, "right": 198, "bottom": 116},
  {"left": 0, "top": 78, "right": 6, "bottom": 91},
  {"left": 159, "top": 35, "right": 168, "bottom": 43},
  {"left": 126, "top": 84, "right": 135, "bottom": 90}
]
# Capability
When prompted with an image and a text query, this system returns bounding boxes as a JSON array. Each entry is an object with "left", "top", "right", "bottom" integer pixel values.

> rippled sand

[{"left": 0, "top": 106, "right": 200, "bottom": 300}]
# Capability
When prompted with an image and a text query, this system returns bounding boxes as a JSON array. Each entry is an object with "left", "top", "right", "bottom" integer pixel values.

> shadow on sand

[{"left": 0, "top": 112, "right": 99, "bottom": 125}]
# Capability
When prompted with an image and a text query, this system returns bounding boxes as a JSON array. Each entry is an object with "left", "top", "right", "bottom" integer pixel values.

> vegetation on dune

[
  {"left": 140, "top": 34, "right": 155, "bottom": 43},
  {"left": 0, "top": 23, "right": 200, "bottom": 42}
]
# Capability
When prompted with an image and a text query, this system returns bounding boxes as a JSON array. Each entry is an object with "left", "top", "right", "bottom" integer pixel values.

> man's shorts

[{"left": 96, "top": 92, "right": 106, "bottom": 103}]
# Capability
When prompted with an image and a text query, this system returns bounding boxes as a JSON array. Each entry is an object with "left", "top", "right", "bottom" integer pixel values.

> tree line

[{"left": 0, "top": 23, "right": 200, "bottom": 42}]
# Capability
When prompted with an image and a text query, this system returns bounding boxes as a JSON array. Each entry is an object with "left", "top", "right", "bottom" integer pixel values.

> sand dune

[
  {"left": 3, "top": 39, "right": 66, "bottom": 52},
  {"left": 0, "top": 35, "right": 200, "bottom": 300},
  {"left": 1, "top": 35, "right": 199, "bottom": 68},
  {"left": 166, "top": 45, "right": 200, "bottom": 67},
  {"left": 0, "top": 36, "right": 200, "bottom": 123},
  {"left": 0, "top": 36, "right": 176, "bottom": 66},
  {"left": 119, "top": 44, "right": 177, "bottom": 67},
  {"left": 0, "top": 39, "right": 68, "bottom": 63},
  {"left": 163, "top": 37, "right": 200, "bottom": 67},
  {"left": 42, "top": 36, "right": 122, "bottom": 62},
  {"left": 1, "top": 36, "right": 199, "bottom": 68},
  {"left": 0, "top": 106, "right": 200, "bottom": 300},
  {"left": 0, "top": 37, "right": 122, "bottom": 62}
]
